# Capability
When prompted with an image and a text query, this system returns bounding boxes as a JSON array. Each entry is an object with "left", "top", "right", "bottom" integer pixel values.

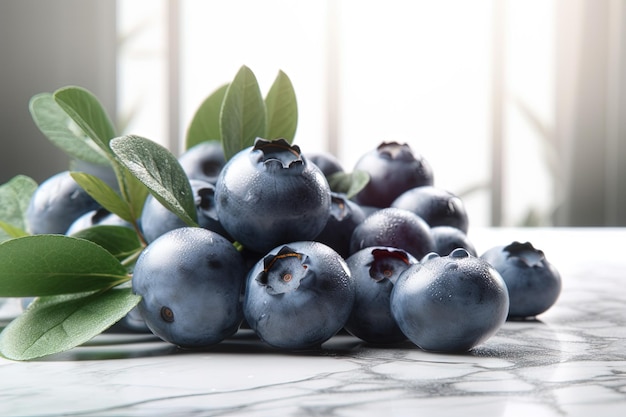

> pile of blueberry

[{"left": 25, "top": 138, "right": 562, "bottom": 353}]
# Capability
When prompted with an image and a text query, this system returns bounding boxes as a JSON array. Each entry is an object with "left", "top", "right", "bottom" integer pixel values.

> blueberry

[
  {"left": 344, "top": 247, "right": 418, "bottom": 344},
  {"left": 107, "top": 306, "right": 151, "bottom": 334},
  {"left": 215, "top": 138, "right": 332, "bottom": 254},
  {"left": 25, "top": 171, "right": 100, "bottom": 235},
  {"left": 132, "top": 227, "right": 246, "bottom": 347},
  {"left": 178, "top": 141, "right": 226, "bottom": 185},
  {"left": 315, "top": 192, "right": 366, "bottom": 258},
  {"left": 391, "top": 185, "right": 469, "bottom": 233},
  {"left": 480, "top": 241, "right": 561, "bottom": 319},
  {"left": 140, "top": 179, "right": 230, "bottom": 243},
  {"left": 307, "top": 151, "right": 344, "bottom": 178},
  {"left": 66, "top": 208, "right": 132, "bottom": 235},
  {"left": 349, "top": 207, "right": 436, "bottom": 260},
  {"left": 391, "top": 248, "right": 509, "bottom": 352},
  {"left": 243, "top": 241, "right": 355, "bottom": 350},
  {"left": 352, "top": 142, "right": 434, "bottom": 208},
  {"left": 430, "top": 226, "right": 477, "bottom": 256}
]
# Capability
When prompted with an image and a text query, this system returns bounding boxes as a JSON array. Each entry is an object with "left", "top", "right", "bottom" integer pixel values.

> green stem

[{"left": 121, "top": 247, "right": 144, "bottom": 268}]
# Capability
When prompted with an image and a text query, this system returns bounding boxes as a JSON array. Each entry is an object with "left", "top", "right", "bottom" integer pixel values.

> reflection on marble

[{"left": 1, "top": 228, "right": 625, "bottom": 417}]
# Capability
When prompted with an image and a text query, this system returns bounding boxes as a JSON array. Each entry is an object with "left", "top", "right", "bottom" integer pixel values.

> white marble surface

[{"left": 1, "top": 228, "right": 625, "bottom": 417}]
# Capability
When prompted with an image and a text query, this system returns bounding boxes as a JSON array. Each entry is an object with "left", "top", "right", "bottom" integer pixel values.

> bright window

[{"left": 116, "top": 0, "right": 558, "bottom": 228}]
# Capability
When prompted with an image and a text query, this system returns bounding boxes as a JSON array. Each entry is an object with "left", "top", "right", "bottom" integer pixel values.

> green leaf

[
  {"left": 119, "top": 167, "right": 150, "bottom": 224},
  {"left": 53, "top": 86, "right": 117, "bottom": 155},
  {"left": 328, "top": 170, "right": 371, "bottom": 200},
  {"left": 220, "top": 66, "right": 267, "bottom": 160},
  {"left": 0, "top": 288, "right": 141, "bottom": 361},
  {"left": 0, "top": 235, "right": 129, "bottom": 297},
  {"left": 0, "top": 175, "right": 38, "bottom": 242},
  {"left": 29, "top": 93, "right": 110, "bottom": 165},
  {"left": 69, "top": 225, "right": 143, "bottom": 262},
  {"left": 110, "top": 135, "right": 198, "bottom": 226},
  {"left": 185, "top": 83, "right": 229, "bottom": 150},
  {"left": 265, "top": 70, "right": 298, "bottom": 142},
  {"left": 70, "top": 172, "right": 134, "bottom": 223},
  {"left": 0, "top": 221, "right": 29, "bottom": 240},
  {"left": 51, "top": 87, "right": 149, "bottom": 222}
]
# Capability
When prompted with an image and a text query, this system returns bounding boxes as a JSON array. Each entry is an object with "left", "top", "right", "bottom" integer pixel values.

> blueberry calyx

[
  {"left": 195, "top": 185, "right": 217, "bottom": 212},
  {"left": 369, "top": 248, "right": 412, "bottom": 283},
  {"left": 504, "top": 241, "right": 545, "bottom": 267},
  {"left": 421, "top": 252, "right": 440, "bottom": 262},
  {"left": 253, "top": 138, "right": 304, "bottom": 171},
  {"left": 377, "top": 142, "right": 414, "bottom": 162},
  {"left": 449, "top": 248, "right": 471, "bottom": 258},
  {"left": 329, "top": 194, "right": 348, "bottom": 221},
  {"left": 257, "top": 246, "right": 309, "bottom": 295}
]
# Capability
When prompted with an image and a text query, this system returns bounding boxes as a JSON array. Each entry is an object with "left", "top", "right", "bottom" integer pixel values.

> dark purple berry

[
  {"left": 349, "top": 207, "right": 436, "bottom": 260},
  {"left": 345, "top": 247, "right": 418, "bottom": 344},
  {"left": 352, "top": 142, "right": 434, "bottom": 208},
  {"left": 430, "top": 226, "right": 477, "bottom": 256},
  {"left": 391, "top": 185, "right": 469, "bottom": 233},
  {"left": 315, "top": 192, "right": 366, "bottom": 258}
]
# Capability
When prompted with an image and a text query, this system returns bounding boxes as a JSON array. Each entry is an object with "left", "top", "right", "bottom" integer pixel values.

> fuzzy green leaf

[
  {"left": 0, "top": 221, "right": 29, "bottom": 240},
  {"left": 53, "top": 87, "right": 149, "bottom": 222},
  {"left": 0, "top": 288, "right": 141, "bottom": 361},
  {"left": 53, "top": 86, "right": 117, "bottom": 155},
  {"left": 0, "top": 175, "right": 38, "bottom": 242},
  {"left": 220, "top": 66, "right": 267, "bottom": 160},
  {"left": 117, "top": 166, "right": 150, "bottom": 225},
  {"left": 265, "top": 70, "right": 298, "bottom": 142},
  {"left": 29, "top": 93, "right": 110, "bottom": 165},
  {"left": 110, "top": 135, "right": 198, "bottom": 226},
  {"left": 70, "top": 172, "right": 134, "bottom": 223},
  {"left": 328, "top": 170, "right": 371, "bottom": 200},
  {"left": 69, "top": 226, "right": 143, "bottom": 262},
  {"left": 0, "top": 235, "right": 129, "bottom": 297},
  {"left": 186, "top": 83, "right": 229, "bottom": 150}
]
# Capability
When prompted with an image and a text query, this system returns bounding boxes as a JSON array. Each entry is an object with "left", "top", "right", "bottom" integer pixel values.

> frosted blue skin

[
  {"left": 178, "top": 141, "right": 226, "bottom": 185},
  {"left": 344, "top": 247, "right": 418, "bottom": 344},
  {"left": 140, "top": 179, "right": 230, "bottom": 243},
  {"left": 391, "top": 249, "right": 509, "bottom": 352},
  {"left": 430, "top": 226, "right": 477, "bottom": 257},
  {"left": 66, "top": 208, "right": 132, "bottom": 235},
  {"left": 26, "top": 171, "right": 100, "bottom": 235},
  {"left": 214, "top": 138, "right": 332, "bottom": 254},
  {"left": 315, "top": 192, "right": 366, "bottom": 259},
  {"left": 244, "top": 241, "right": 355, "bottom": 350},
  {"left": 132, "top": 227, "right": 247, "bottom": 348},
  {"left": 349, "top": 207, "right": 436, "bottom": 260},
  {"left": 481, "top": 241, "right": 561, "bottom": 318},
  {"left": 391, "top": 185, "right": 469, "bottom": 233},
  {"left": 307, "top": 151, "right": 344, "bottom": 178}
]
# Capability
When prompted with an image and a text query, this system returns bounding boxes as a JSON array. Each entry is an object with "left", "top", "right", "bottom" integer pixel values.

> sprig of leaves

[
  {"left": 186, "top": 66, "right": 299, "bottom": 160},
  {"left": 110, "top": 135, "right": 199, "bottom": 227},
  {"left": 0, "top": 235, "right": 130, "bottom": 297},
  {"left": 0, "top": 288, "right": 140, "bottom": 361},
  {"left": 0, "top": 175, "right": 38, "bottom": 242},
  {"left": 327, "top": 170, "right": 371, "bottom": 200}
]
